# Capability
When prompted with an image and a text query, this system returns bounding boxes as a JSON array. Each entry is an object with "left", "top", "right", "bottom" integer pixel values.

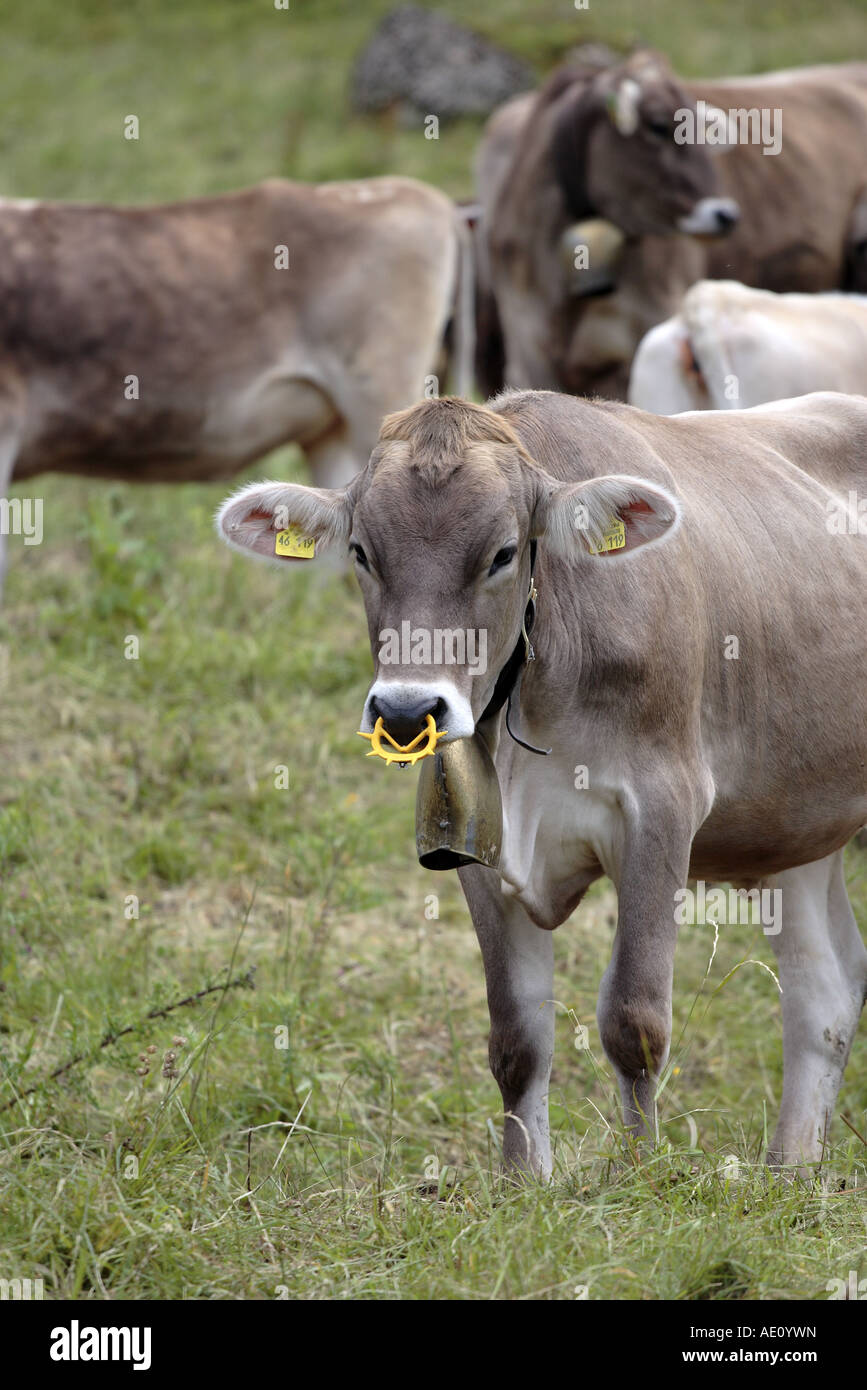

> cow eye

[
  {"left": 350, "top": 542, "right": 369, "bottom": 570},
  {"left": 646, "top": 118, "right": 670, "bottom": 138},
  {"left": 488, "top": 545, "right": 517, "bottom": 576}
]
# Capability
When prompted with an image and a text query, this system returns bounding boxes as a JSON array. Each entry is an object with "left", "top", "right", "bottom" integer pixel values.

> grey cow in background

[{"left": 476, "top": 51, "right": 867, "bottom": 399}]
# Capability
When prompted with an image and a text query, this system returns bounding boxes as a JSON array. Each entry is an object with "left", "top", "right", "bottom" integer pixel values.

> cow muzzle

[
  {"left": 366, "top": 691, "right": 447, "bottom": 749},
  {"left": 677, "top": 197, "right": 740, "bottom": 237},
  {"left": 359, "top": 680, "right": 476, "bottom": 751}
]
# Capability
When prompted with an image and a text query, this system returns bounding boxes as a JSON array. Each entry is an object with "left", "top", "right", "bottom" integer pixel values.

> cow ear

[
  {"left": 542, "top": 473, "right": 682, "bottom": 560},
  {"left": 216, "top": 480, "right": 353, "bottom": 565}
]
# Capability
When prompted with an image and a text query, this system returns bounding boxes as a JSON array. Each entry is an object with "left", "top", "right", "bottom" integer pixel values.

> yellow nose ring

[{"left": 358, "top": 713, "right": 448, "bottom": 766}]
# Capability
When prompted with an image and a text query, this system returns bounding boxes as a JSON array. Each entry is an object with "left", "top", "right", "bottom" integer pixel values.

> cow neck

[
  {"left": 478, "top": 539, "right": 551, "bottom": 756},
  {"left": 551, "top": 85, "right": 603, "bottom": 223}
]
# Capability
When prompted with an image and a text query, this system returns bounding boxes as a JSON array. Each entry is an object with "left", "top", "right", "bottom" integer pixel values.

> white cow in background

[{"left": 628, "top": 279, "right": 867, "bottom": 414}]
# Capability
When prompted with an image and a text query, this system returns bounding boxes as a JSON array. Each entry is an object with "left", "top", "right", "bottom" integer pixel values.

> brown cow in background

[
  {"left": 476, "top": 51, "right": 867, "bottom": 398},
  {"left": 0, "top": 176, "right": 474, "bottom": 585}
]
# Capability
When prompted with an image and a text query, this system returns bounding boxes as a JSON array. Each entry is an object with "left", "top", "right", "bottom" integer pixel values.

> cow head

[
  {"left": 552, "top": 50, "right": 739, "bottom": 241},
  {"left": 218, "top": 399, "right": 682, "bottom": 752}
]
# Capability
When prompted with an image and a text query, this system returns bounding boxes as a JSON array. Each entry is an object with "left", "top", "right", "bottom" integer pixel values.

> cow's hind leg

[
  {"left": 766, "top": 850, "right": 867, "bottom": 1173},
  {"left": 459, "top": 865, "right": 554, "bottom": 1179}
]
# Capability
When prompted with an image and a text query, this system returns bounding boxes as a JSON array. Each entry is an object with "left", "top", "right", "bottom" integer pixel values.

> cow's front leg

[
  {"left": 597, "top": 813, "right": 693, "bottom": 1142},
  {"left": 459, "top": 864, "right": 555, "bottom": 1179}
]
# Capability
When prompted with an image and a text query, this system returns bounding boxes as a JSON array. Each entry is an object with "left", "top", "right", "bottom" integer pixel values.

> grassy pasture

[{"left": 0, "top": 0, "right": 865, "bottom": 1300}]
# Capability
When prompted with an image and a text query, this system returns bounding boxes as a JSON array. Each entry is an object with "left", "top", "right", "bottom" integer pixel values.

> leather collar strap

[{"left": 478, "top": 540, "right": 551, "bottom": 755}]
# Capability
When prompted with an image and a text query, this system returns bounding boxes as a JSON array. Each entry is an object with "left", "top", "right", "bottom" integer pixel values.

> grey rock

[{"left": 351, "top": 6, "right": 534, "bottom": 121}]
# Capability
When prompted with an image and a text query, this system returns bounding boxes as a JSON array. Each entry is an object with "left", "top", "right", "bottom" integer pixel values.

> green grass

[{"left": 0, "top": 0, "right": 866, "bottom": 1301}]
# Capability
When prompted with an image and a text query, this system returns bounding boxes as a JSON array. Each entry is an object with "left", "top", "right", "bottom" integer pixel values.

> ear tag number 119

[{"left": 275, "top": 526, "right": 315, "bottom": 559}]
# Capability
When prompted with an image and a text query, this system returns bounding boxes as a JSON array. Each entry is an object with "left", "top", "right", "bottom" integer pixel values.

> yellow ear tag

[
  {"left": 358, "top": 714, "right": 448, "bottom": 766},
  {"left": 275, "top": 526, "right": 315, "bottom": 559},
  {"left": 588, "top": 516, "right": 626, "bottom": 554}
]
